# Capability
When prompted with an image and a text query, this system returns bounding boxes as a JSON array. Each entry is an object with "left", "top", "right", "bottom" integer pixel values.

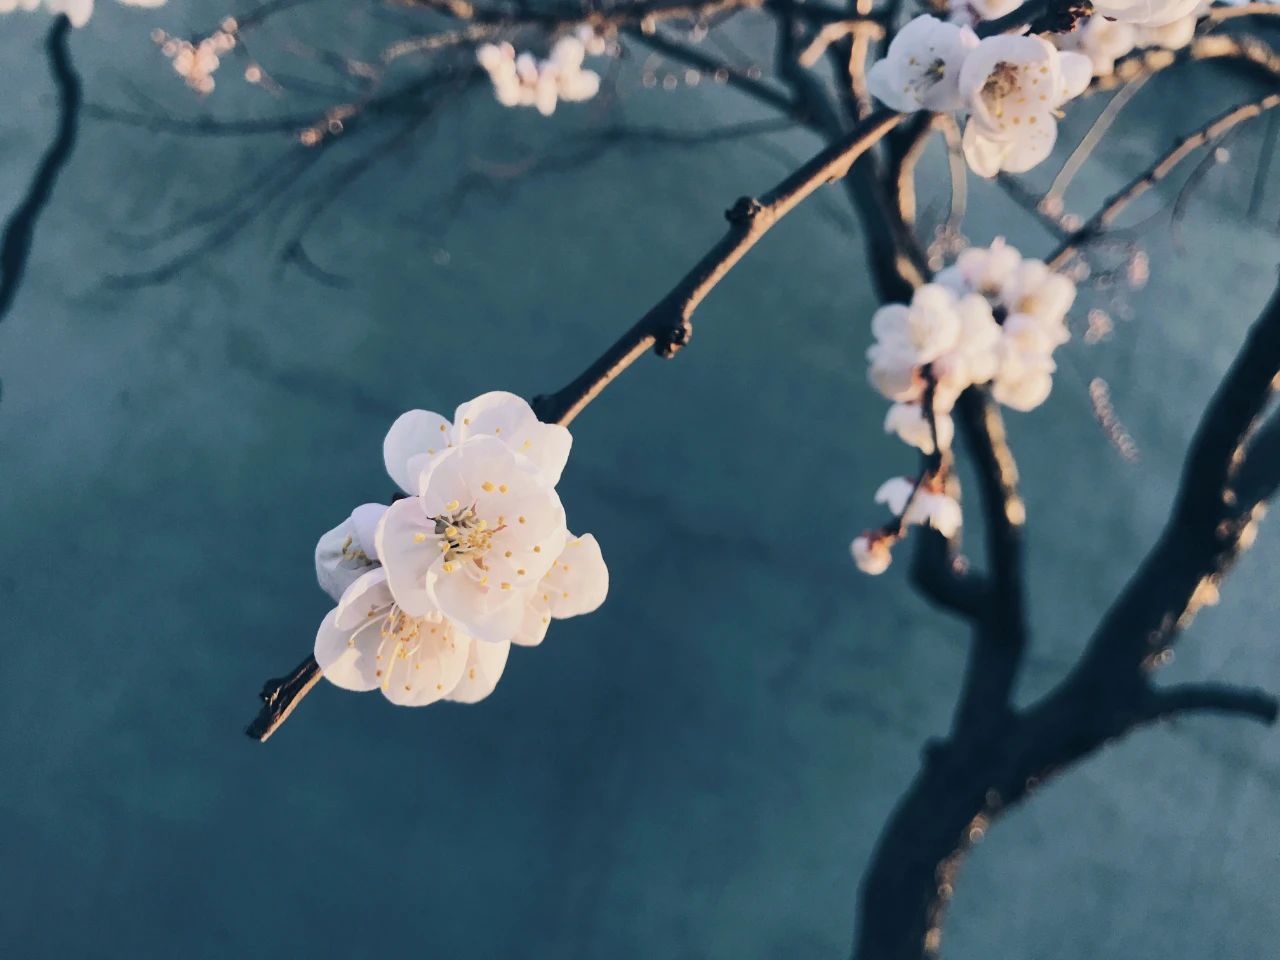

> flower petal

[
  {"left": 454, "top": 390, "right": 572, "bottom": 485},
  {"left": 379, "top": 621, "right": 471, "bottom": 707},
  {"left": 314, "top": 609, "right": 382, "bottom": 692},
  {"left": 541, "top": 533, "right": 609, "bottom": 619},
  {"left": 334, "top": 567, "right": 394, "bottom": 631},
  {"left": 375, "top": 498, "right": 439, "bottom": 617},
  {"left": 384, "top": 409, "right": 452, "bottom": 495},
  {"left": 446, "top": 639, "right": 511, "bottom": 704}
]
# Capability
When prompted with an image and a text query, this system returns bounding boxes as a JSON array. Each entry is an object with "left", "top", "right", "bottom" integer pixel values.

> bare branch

[
  {"left": 0, "top": 15, "right": 80, "bottom": 322},
  {"left": 1048, "top": 90, "right": 1280, "bottom": 269},
  {"left": 1141, "top": 682, "right": 1279, "bottom": 725}
]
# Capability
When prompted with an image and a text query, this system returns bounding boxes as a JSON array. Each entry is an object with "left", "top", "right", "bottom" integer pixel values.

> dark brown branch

[
  {"left": 245, "top": 654, "right": 324, "bottom": 741},
  {"left": 0, "top": 16, "right": 80, "bottom": 322}
]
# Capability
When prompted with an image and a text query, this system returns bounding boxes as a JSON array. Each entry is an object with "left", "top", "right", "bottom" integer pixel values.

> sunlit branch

[{"left": 1048, "top": 90, "right": 1280, "bottom": 269}]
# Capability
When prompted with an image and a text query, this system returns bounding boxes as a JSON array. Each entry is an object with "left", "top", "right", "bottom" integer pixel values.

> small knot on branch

[
  {"left": 654, "top": 319, "right": 693, "bottom": 358},
  {"left": 725, "top": 196, "right": 764, "bottom": 225}
]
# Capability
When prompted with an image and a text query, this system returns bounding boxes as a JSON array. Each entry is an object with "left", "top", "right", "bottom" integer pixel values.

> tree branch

[
  {"left": 0, "top": 15, "right": 80, "bottom": 322},
  {"left": 1141, "top": 681, "right": 1279, "bottom": 725},
  {"left": 1048, "top": 90, "right": 1280, "bottom": 270},
  {"left": 247, "top": 107, "right": 904, "bottom": 740}
]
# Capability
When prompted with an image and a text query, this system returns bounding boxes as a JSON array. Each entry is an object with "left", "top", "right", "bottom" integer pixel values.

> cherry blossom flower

[
  {"left": 866, "top": 15, "right": 978, "bottom": 113},
  {"left": 377, "top": 435, "right": 569, "bottom": 643},
  {"left": 477, "top": 30, "right": 603, "bottom": 116},
  {"left": 315, "top": 503, "right": 387, "bottom": 602},
  {"left": 959, "top": 35, "right": 1092, "bottom": 176},
  {"left": 1091, "top": 0, "right": 1201, "bottom": 25},
  {"left": 992, "top": 341, "right": 1056, "bottom": 411},
  {"left": 867, "top": 283, "right": 1001, "bottom": 410},
  {"left": 1055, "top": 16, "right": 1138, "bottom": 77},
  {"left": 851, "top": 533, "right": 894, "bottom": 575},
  {"left": 936, "top": 236, "right": 1023, "bottom": 298},
  {"left": 383, "top": 390, "right": 571, "bottom": 495},
  {"left": 876, "top": 477, "right": 963, "bottom": 538},
  {"left": 885, "top": 402, "right": 956, "bottom": 454},
  {"left": 511, "top": 533, "right": 610, "bottom": 647},
  {"left": 314, "top": 568, "right": 480, "bottom": 706}
]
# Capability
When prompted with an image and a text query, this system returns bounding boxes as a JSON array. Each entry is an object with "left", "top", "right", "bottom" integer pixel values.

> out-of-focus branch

[
  {"left": 1090, "top": 32, "right": 1280, "bottom": 94},
  {"left": 1075, "top": 279, "right": 1280, "bottom": 682},
  {"left": 1141, "top": 682, "right": 1280, "bottom": 724},
  {"left": 0, "top": 15, "right": 80, "bottom": 322},
  {"left": 1048, "top": 90, "right": 1280, "bottom": 269}
]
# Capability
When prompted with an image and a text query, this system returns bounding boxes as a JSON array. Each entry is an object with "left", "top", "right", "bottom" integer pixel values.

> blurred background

[{"left": 1, "top": 2, "right": 1278, "bottom": 957}]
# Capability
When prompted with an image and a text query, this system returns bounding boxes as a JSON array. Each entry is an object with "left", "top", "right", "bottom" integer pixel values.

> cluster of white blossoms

[
  {"left": 313, "top": 391, "right": 608, "bottom": 707},
  {"left": 1052, "top": 6, "right": 1203, "bottom": 77},
  {"left": 853, "top": 239, "right": 1076, "bottom": 575},
  {"left": 867, "top": 16, "right": 1092, "bottom": 176},
  {"left": 152, "top": 23, "right": 236, "bottom": 94},
  {"left": 476, "top": 27, "right": 606, "bottom": 116},
  {"left": 0, "top": 0, "right": 160, "bottom": 29}
]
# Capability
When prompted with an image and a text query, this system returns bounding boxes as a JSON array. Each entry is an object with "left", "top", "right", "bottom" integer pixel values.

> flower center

[
  {"left": 982, "top": 62, "right": 1021, "bottom": 116},
  {"left": 432, "top": 500, "right": 505, "bottom": 574}
]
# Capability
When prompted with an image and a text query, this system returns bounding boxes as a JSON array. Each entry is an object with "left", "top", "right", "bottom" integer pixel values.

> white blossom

[
  {"left": 885, "top": 402, "right": 956, "bottom": 454},
  {"left": 1091, "top": 0, "right": 1202, "bottom": 25},
  {"left": 866, "top": 15, "right": 978, "bottom": 113},
  {"left": 851, "top": 534, "right": 894, "bottom": 575},
  {"left": 314, "top": 567, "right": 482, "bottom": 706},
  {"left": 875, "top": 477, "right": 963, "bottom": 538},
  {"left": 936, "top": 236, "right": 1022, "bottom": 297},
  {"left": 477, "top": 32, "right": 603, "bottom": 116},
  {"left": 314, "top": 502, "right": 387, "bottom": 603},
  {"left": 510, "top": 533, "right": 610, "bottom": 647},
  {"left": 992, "top": 341, "right": 1056, "bottom": 411},
  {"left": 959, "top": 35, "right": 1092, "bottom": 176},
  {"left": 377, "top": 435, "right": 569, "bottom": 643},
  {"left": 1055, "top": 16, "right": 1138, "bottom": 77},
  {"left": 383, "top": 390, "right": 571, "bottom": 494}
]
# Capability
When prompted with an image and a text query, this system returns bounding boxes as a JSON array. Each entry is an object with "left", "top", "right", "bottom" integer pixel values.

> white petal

[
  {"left": 429, "top": 564, "right": 532, "bottom": 643},
  {"left": 314, "top": 609, "right": 382, "bottom": 692},
  {"left": 512, "top": 595, "right": 552, "bottom": 647},
  {"left": 334, "top": 567, "right": 394, "bottom": 631},
  {"left": 349, "top": 503, "right": 387, "bottom": 561},
  {"left": 374, "top": 497, "right": 439, "bottom": 617},
  {"left": 962, "top": 123, "right": 1008, "bottom": 178},
  {"left": 384, "top": 409, "right": 452, "bottom": 495},
  {"left": 447, "top": 639, "right": 511, "bottom": 704},
  {"left": 875, "top": 477, "right": 916, "bottom": 516},
  {"left": 380, "top": 621, "right": 471, "bottom": 707},
  {"left": 454, "top": 390, "right": 573, "bottom": 485},
  {"left": 315, "top": 513, "right": 378, "bottom": 603},
  {"left": 541, "top": 533, "right": 609, "bottom": 619}
]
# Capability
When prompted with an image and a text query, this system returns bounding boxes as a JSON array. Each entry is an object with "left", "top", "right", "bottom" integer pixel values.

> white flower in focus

[
  {"left": 959, "top": 35, "right": 1092, "bottom": 176},
  {"left": 866, "top": 15, "right": 978, "bottom": 113},
  {"left": 1091, "top": 0, "right": 1201, "bottom": 25},
  {"left": 851, "top": 534, "right": 894, "bottom": 575},
  {"left": 377, "top": 436, "right": 568, "bottom": 643},
  {"left": 947, "top": 0, "right": 1025, "bottom": 27},
  {"left": 885, "top": 402, "right": 956, "bottom": 454},
  {"left": 315, "top": 502, "right": 387, "bottom": 602},
  {"left": 383, "top": 390, "right": 572, "bottom": 494},
  {"left": 875, "top": 477, "right": 963, "bottom": 538},
  {"left": 314, "top": 568, "right": 481, "bottom": 706},
  {"left": 511, "top": 533, "right": 609, "bottom": 647}
]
